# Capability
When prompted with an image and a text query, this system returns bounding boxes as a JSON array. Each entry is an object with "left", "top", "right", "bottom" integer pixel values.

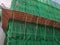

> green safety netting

[
  {"left": 6, "top": 0, "right": 60, "bottom": 45},
  {"left": 7, "top": 19, "right": 60, "bottom": 45},
  {"left": 10, "top": 0, "right": 60, "bottom": 22}
]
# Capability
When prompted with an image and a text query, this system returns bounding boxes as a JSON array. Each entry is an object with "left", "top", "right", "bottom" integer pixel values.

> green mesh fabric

[
  {"left": 7, "top": 19, "right": 60, "bottom": 45},
  {"left": 6, "top": 0, "right": 60, "bottom": 45},
  {"left": 10, "top": 0, "right": 60, "bottom": 22}
]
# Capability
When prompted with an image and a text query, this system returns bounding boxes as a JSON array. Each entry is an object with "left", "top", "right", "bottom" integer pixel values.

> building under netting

[{"left": 2, "top": 0, "right": 60, "bottom": 45}]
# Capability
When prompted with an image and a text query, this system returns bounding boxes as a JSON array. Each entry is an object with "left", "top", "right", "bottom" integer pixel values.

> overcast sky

[
  {"left": 53, "top": 0, "right": 60, "bottom": 4},
  {"left": 0, "top": 0, "right": 12, "bottom": 8},
  {"left": 0, "top": 0, "right": 60, "bottom": 8}
]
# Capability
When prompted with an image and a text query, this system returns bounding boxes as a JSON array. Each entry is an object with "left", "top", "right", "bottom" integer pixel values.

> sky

[
  {"left": 0, "top": 0, "right": 12, "bottom": 8},
  {"left": 0, "top": 0, "right": 60, "bottom": 8},
  {"left": 53, "top": 0, "right": 60, "bottom": 4}
]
